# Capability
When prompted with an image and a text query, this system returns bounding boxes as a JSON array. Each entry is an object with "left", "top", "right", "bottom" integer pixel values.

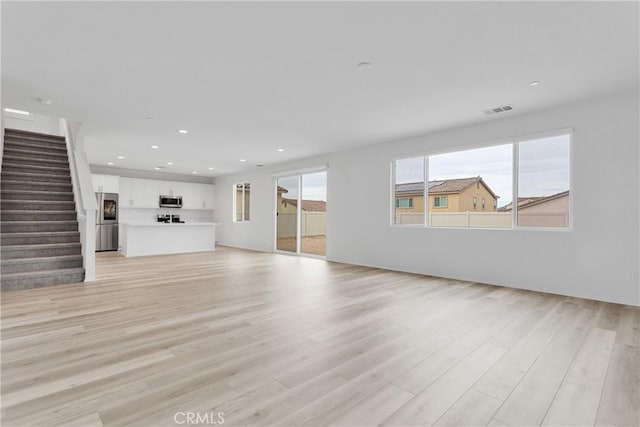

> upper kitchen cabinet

[
  {"left": 202, "top": 184, "right": 215, "bottom": 209},
  {"left": 157, "top": 181, "right": 183, "bottom": 198},
  {"left": 182, "top": 183, "right": 215, "bottom": 209},
  {"left": 91, "top": 174, "right": 119, "bottom": 193},
  {"left": 145, "top": 179, "right": 160, "bottom": 208},
  {"left": 120, "top": 177, "right": 147, "bottom": 208}
]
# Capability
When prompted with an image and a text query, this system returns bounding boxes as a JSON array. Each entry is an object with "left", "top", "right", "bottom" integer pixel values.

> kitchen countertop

[{"left": 121, "top": 222, "right": 220, "bottom": 227}]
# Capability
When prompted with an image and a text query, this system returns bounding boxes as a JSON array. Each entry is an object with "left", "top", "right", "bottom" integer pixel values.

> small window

[
  {"left": 234, "top": 182, "right": 250, "bottom": 222},
  {"left": 482, "top": 198, "right": 486, "bottom": 210},
  {"left": 473, "top": 196, "right": 477, "bottom": 209},
  {"left": 396, "top": 198, "right": 413, "bottom": 208},
  {"left": 433, "top": 196, "right": 448, "bottom": 208}
]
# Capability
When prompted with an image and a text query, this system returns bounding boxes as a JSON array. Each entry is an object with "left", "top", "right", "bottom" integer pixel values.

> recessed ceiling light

[
  {"left": 529, "top": 80, "right": 540, "bottom": 86},
  {"left": 4, "top": 107, "right": 30, "bottom": 115},
  {"left": 107, "top": 162, "right": 114, "bottom": 166},
  {"left": 117, "top": 156, "right": 124, "bottom": 159},
  {"left": 151, "top": 145, "right": 159, "bottom": 149},
  {"left": 167, "top": 162, "right": 174, "bottom": 165},
  {"left": 177, "top": 129, "right": 188, "bottom": 134},
  {"left": 208, "top": 167, "right": 214, "bottom": 170},
  {"left": 277, "top": 148, "right": 285, "bottom": 152},
  {"left": 357, "top": 62, "right": 373, "bottom": 70},
  {"left": 154, "top": 167, "right": 160, "bottom": 170},
  {"left": 239, "top": 159, "right": 247, "bottom": 162},
  {"left": 192, "top": 171, "right": 198, "bottom": 174}
]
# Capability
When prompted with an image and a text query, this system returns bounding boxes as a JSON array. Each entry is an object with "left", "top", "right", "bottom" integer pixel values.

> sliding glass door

[
  {"left": 276, "top": 175, "right": 299, "bottom": 253},
  {"left": 275, "top": 170, "right": 327, "bottom": 257}
]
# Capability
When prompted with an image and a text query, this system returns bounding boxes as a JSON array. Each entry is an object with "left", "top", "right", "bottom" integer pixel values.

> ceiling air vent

[{"left": 484, "top": 105, "right": 513, "bottom": 115}]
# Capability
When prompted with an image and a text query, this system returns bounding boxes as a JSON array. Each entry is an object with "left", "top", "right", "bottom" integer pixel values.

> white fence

[
  {"left": 277, "top": 212, "right": 326, "bottom": 238},
  {"left": 396, "top": 211, "right": 568, "bottom": 228}
]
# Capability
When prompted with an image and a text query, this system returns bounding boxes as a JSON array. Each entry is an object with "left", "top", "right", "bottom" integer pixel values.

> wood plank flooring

[{"left": 1, "top": 246, "right": 638, "bottom": 426}]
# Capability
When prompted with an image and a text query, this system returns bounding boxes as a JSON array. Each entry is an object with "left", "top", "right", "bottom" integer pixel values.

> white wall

[
  {"left": 2, "top": 111, "right": 64, "bottom": 136},
  {"left": 214, "top": 92, "right": 640, "bottom": 306}
]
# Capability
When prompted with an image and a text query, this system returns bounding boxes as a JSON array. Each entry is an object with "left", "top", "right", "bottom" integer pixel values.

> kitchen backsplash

[{"left": 119, "top": 208, "right": 214, "bottom": 224}]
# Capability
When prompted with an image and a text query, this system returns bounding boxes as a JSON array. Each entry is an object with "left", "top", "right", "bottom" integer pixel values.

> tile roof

[
  {"left": 499, "top": 190, "right": 569, "bottom": 211},
  {"left": 396, "top": 177, "right": 497, "bottom": 198}
]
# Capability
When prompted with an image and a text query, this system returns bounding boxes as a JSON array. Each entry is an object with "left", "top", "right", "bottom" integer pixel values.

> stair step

[
  {"left": 1, "top": 267, "right": 85, "bottom": 291},
  {"left": 1, "top": 210, "right": 77, "bottom": 222},
  {"left": 3, "top": 131, "right": 66, "bottom": 144},
  {"left": 1, "top": 129, "right": 85, "bottom": 291},
  {"left": 1, "top": 200, "right": 76, "bottom": 211},
  {"left": 3, "top": 136, "right": 67, "bottom": 151},
  {"left": 2, "top": 146, "right": 69, "bottom": 160},
  {"left": 0, "top": 255, "right": 83, "bottom": 274},
  {"left": 4, "top": 128, "right": 66, "bottom": 141},
  {"left": 2, "top": 162, "right": 70, "bottom": 176},
  {"left": 0, "top": 180, "right": 73, "bottom": 192},
  {"left": 0, "top": 189, "right": 74, "bottom": 201},
  {"left": 0, "top": 220, "right": 79, "bottom": 233},
  {"left": 1, "top": 231, "right": 80, "bottom": 246},
  {"left": 1, "top": 171, "right": 72, "bottom": 183},
  {"left": 0, "top": 242, "right": 82, "bottom": 260},
  {"left": 3, "top": 139, "right": 68, "bottom": 154},
  {"left": 2, "top": 154, "right": 69, "bottom": 168}
]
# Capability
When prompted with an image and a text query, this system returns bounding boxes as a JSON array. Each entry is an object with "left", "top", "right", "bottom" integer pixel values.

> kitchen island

[{"left": 120, "top": 222, "right": 219, "bottom": 257}]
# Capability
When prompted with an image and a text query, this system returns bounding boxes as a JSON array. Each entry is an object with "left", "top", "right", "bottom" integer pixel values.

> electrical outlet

[{"left": 626, "top": 271, "right": 636, "bottom": 281}]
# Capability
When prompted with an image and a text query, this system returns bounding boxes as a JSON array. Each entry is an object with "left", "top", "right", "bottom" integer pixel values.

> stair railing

[{"left": 61, "top": 119, "right": 97, "bottom": 281}]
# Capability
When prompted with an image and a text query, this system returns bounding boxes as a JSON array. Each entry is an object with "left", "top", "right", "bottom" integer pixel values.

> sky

[
  {"left": 278, "top": 171, "right": 327, "bottom": 202},
  {"left": 396, "top": 135, "right": 570, "bottom": 207}
]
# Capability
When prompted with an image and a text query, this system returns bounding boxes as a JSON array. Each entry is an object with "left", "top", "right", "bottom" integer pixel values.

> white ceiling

[{"left": 2, "top": 1, "right": 638, "bottom": 178}]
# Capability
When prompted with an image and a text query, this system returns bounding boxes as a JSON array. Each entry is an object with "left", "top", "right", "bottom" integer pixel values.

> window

[
  {"left": 393, "top": 157, "right": 424, "bottom": 225},
  {"left": 391, "top": 131, "right": 570, "bottom": 230},
  {"left": 517, "top": 134, "right": 570, "bottom": 228},
  {"left": 234, "top": 182, "right": 250, "bottom": 222},
  {"left": 428, "top": 143, "right": 512, "bottom": 228},
  {"left": 396, "top": 198, "right": 413, "bottom": 208},
  {"left": 433, "top": 196, "right": 447, "bottom": 208}
]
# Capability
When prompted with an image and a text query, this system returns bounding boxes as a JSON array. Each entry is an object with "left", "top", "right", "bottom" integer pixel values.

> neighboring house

[
  {"left": 499, "top": 190, "right": 570, "bottom": 213},
  {"left": 395, "top": 177, "right": 498, "bottom": 213},
  {"left": 500, "top": 190, "right": 570, "bottom": 227}
]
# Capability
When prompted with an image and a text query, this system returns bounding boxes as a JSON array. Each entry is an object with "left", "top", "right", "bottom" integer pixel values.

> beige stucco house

[{"left": 395, "top": 177, "right": 498, "bottom": 214}]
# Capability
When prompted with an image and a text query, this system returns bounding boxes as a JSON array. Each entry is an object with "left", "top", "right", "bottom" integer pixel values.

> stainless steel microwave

[{"left": 159, "top": 195, "right": 183, "bottom": 208}]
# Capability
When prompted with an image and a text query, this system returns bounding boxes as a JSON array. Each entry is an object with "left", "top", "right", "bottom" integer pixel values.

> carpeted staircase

[{"left": 1, "top": 128, "right": 84, "bottom": 290}]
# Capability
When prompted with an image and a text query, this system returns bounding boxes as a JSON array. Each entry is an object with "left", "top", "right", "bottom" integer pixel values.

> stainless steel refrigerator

[{"left": 95, "top": 192, "right": 119, "bottom": 251}]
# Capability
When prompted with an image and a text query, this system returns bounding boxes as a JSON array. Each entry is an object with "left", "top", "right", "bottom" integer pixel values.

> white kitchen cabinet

[
  {"left": 158, "top": 181, "right": 183, "bottom": 197},
  {"left": 181, "top": 183, "right": 201, "bottom": 209},
  {"left": 202, "top": 184, "right": 215, "bottom": 209},
  {"left": 130, "top": 179, "right": 146, "bottom": 207},
  {"left": 181, "top": 183, "right": 215, "bottom": 209},
  {"left": 145, "top": 179, "right": 160, "bottom": 208},
  {"left": 116, "top": 177, "right": 214, "bottom": 210},
  {"left": 91, "top": 174, "right": 119, "bottom": 193},
  {"left": 120, "top": 177, "right": 147, "bottom": 207}
]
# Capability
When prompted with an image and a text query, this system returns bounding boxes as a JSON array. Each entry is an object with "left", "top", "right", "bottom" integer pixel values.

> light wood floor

[{"left": 1, "top": 247, "right": 638, "bottom": 427}]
